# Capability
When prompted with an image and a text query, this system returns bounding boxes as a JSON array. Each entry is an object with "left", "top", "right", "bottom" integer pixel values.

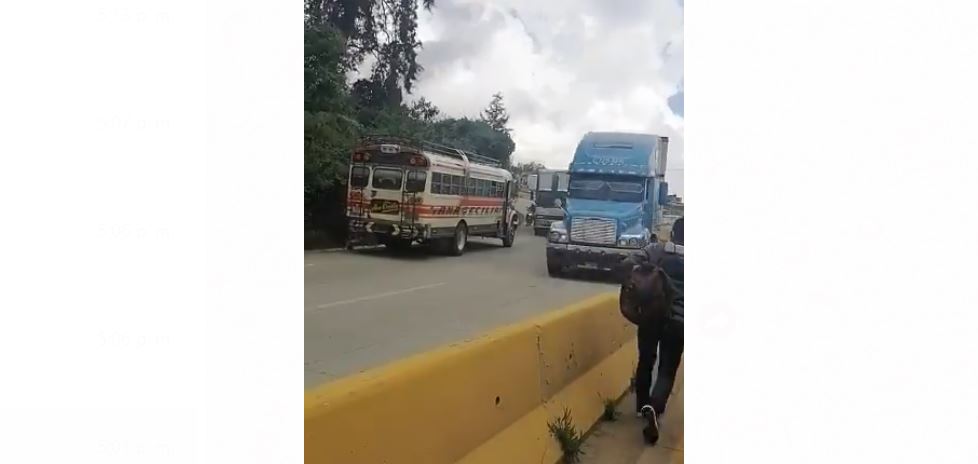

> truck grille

[{"left": 570, "top": 217, "right": 617, "bottom": 245}]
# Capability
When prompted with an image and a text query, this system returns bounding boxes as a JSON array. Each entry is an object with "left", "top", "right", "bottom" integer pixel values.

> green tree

[
  {"left": 427, "top": 118, "right": 516, "bottom": 167},
  {"left": 306, "top": 0, "right": 435, "bottom": 105},
  {"left": 305, "top": 23, "right": 351, "bottom": 113},
  {"left": 480, "top": 92, "right": 511, "bottom": 134},
  {"left": 304, "top": 111, "right": 362, "bottom": 232},
  {"left": 409, "top": 97, "right": 440, "bottom": 123},
  {"left": 511, "top": 161, "right": 547, "bottom": 177},
  {"left": 303, "top": 18, "right": 362, "bottom": 239}
]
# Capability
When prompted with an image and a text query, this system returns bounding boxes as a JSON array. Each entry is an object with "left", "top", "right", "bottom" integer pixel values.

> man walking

[{"left": 619, "top": 217, "right": 684, "bottom": 444}]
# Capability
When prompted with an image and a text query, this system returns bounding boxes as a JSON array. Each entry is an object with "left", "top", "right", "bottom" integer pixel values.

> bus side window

[
  {"left": 451, "top": 175, "right": 462, "bottom": 195},
  {"left": 433, "top": 172, "right": 444, "bottom": 194},
  {"left": 350, "top": 166, "right": 369, "bottom": 188},
  {"left": 405, "top": 170, "right": 427, "bottom": 193}
]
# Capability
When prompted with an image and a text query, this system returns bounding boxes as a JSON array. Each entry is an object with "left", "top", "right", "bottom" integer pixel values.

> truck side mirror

[{"left": 658, "top": 182, "right": 669, "bottom": 205}]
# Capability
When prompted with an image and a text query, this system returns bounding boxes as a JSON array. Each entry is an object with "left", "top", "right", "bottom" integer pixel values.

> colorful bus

[{"left": 346, "top": 137, "right": 520, "bottom": 255}]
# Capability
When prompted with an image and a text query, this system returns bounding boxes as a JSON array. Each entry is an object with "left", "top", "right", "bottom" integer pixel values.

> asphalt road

[{"left": 304, "top": 228, "right": 617, "bottom": 388}]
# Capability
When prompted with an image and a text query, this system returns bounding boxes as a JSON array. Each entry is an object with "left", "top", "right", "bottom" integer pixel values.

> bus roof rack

[{"left": 360, "top": 135, "right": 502, "bottom": 168}]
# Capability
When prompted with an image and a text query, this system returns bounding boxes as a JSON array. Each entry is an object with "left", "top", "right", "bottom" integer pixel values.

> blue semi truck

[{"left": 545, "top": 132, "right": 671, "bottom": 276}]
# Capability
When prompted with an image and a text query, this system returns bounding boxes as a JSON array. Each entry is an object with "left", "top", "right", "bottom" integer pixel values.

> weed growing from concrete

[
  {"left": 601, "top": 397, "right": 619, "bottom": 422},
  {"left": 548, "top": 408, "right": 584, "bottom": 464}
]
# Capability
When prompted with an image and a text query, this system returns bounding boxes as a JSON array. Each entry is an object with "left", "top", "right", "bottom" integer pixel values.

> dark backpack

[
  {"left": 657, "top": 252, "right": 683, "bottom": 294},
  {"left": 650, "top": 248, "right": 683, "bottom": 325}
]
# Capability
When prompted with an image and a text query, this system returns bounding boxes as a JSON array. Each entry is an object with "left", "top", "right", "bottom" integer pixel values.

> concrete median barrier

[{"left": 305, "top": 292, "right": 637, "bottom": 464}]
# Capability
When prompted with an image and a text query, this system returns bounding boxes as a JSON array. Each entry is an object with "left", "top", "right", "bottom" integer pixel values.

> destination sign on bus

[{"left": 370, "top": 199, "right": 400, "bottom": 214}]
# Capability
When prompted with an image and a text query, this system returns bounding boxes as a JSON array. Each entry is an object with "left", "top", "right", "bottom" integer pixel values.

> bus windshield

[{"left": 568, "top": 174, "right": 645, "bottom": 203}]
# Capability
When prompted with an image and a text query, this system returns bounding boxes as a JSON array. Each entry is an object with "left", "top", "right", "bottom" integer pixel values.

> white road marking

[{"left": 313, "top": 282, "right": 447, "bottom": 310}]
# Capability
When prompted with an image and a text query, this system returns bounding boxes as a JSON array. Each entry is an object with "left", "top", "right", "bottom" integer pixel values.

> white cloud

[{"left": 411, "top": 0, "right": 684, "bottom": 194}]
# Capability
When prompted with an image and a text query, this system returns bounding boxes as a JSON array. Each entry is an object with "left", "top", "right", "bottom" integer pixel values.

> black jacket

[{"left": 619, "top": 242, "right": 684, "bottom": 325}]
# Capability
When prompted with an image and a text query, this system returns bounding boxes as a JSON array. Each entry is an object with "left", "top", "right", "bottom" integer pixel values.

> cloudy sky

[{"left": 407, "top": 0, "right": 684, "bottom": 195}]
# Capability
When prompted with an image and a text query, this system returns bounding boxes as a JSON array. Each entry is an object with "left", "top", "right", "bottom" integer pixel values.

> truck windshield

[
  {"left": 568, "top": 174, "right": 645, "bottom": 203},
  {"left": 536, "top": 190, "right": 567, "bottom": 208}
]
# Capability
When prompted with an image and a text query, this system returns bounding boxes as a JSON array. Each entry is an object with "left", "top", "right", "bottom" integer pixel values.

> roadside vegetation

[
  {"left": 601, "top": 397, "right": 619, "bottom": 422},
  {"left": 548, "top": 408, "right": 585, "bottom": 463}
]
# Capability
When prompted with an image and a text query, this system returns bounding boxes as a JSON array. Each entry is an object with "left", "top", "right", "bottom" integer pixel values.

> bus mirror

[{"left": 658, "top": 182, "right": 669, "bottom": 205}]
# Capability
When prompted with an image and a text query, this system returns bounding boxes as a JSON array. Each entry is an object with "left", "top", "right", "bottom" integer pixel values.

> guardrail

[{"left": 305, "top": 292, "right": 637, "bottom": 464}]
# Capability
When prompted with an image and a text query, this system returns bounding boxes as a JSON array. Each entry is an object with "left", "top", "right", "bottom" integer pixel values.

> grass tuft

[
  {"left": 548, "top": 408, "right": 584, "bottom": 464},
  {"left": 601, "top": 397, "right": 619, "bottom": 422}
]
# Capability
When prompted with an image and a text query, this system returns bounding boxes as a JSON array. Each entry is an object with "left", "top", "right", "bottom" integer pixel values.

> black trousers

[{"left": 635, "top": 319, "right": 684, "bottom": 414}]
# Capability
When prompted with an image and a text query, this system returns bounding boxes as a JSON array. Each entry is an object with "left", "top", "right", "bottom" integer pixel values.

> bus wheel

[
  {"left": 450, "top": 222, "right": 467, "bottom": 256},
  {"left": 502, "top": 220, "right": 516, "bottom": 248}
]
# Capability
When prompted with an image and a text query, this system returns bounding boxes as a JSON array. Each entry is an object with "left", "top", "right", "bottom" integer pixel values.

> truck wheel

[
  {"left": 449, "top": 222, "right": 467, "bottom": 256},
  {"left": 547, "top": 258, "right": 561, "bottom": 277},
  {"left": 502, "top": 221, "right": 516, "bottom": 248}
]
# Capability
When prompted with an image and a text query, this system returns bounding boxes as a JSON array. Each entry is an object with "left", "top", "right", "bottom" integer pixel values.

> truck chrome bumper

[{"left": 545, "top": 243, "right": 635, "bottom": 271}]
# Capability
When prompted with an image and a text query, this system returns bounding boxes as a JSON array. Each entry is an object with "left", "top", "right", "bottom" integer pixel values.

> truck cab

[
  {"left": 528, "top": 169, "right": 569, "bottom": 236},
  {"left": 545, "top": 132, "right": 670, "bottom": 276}
]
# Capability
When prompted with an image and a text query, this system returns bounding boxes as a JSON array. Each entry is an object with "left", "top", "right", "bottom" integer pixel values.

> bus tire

[
  {"left": 502, "top": 220, "right": 516, "bottom": 248},
  {"left": 449, "top": 222, "right": 467, "bottom": 256}
]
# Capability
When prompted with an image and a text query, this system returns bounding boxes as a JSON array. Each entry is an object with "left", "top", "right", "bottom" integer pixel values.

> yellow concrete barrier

[{"left": 305, "top": 292, "right": 637, "bottom": 464}]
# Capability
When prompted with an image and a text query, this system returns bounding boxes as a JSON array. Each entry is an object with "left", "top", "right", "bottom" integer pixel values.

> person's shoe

[{"left": 640, "top": 405, "right": 659, "bottom": 445}]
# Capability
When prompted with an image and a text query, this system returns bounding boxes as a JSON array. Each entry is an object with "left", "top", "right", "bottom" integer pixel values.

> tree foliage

[
  {"left": 511, "top": 161, "right": 548, "bottom": 177},
  {"left": 426, "top": 118, "right": 515, "bottom": 166},
  {"left": 480, "top": 92, "right": 511, "bottom": 134},
  {"left": 304, "top": 23, "right": 351, "bottom": 113},
  {"left": 305, "top": 0, "right": 434, "bottom": 105}
]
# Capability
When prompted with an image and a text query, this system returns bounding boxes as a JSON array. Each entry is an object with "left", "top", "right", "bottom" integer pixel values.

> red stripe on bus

[
  {"left": 347, "top": 200, "right": 503, "bottom": 208},
  {"left": 460, "top": 198, "right": 504, "bottom": 206}
]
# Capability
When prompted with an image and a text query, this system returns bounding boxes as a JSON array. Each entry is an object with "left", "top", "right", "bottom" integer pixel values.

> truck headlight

[
  {"left": 617, "top": 234, "right": 647, "bottom": 248},
  {"left": 549, "top": 222, "right": 569, "bottom": 243}
]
